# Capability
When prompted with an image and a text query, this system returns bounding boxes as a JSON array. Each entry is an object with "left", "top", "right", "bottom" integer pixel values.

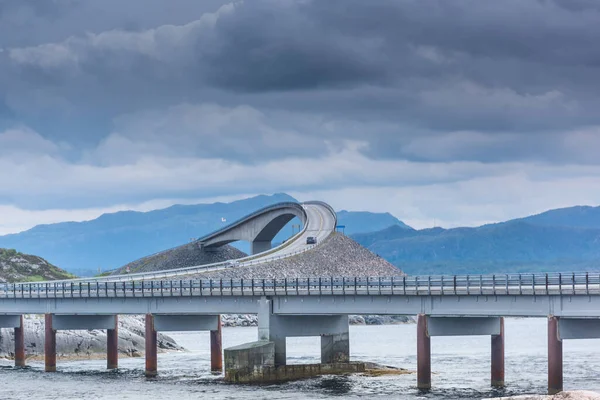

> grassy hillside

[{"left": 0, "top": 248, "right": 76, "bottom": 282}]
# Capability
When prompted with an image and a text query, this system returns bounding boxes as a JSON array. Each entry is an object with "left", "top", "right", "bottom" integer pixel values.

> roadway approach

[{"left": 1, "top": 201, "right": 599, "bottom": 394}]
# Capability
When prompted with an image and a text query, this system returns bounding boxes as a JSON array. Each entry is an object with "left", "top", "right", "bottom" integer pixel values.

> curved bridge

[
  {"left": 25, "top": 200, "right": 337, "bottom": 283},
  {"left": 198, "top": 202, "right": 308, "bottom": 255}
]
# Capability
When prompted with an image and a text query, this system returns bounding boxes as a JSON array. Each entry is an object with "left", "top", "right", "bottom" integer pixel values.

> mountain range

[
  {"left": 0, "top": 193, "right": 406, "bottom": 276},
  {"left": 1, "top": 193, "right": 599, "bottom": 277},
  {"left": 352, "top": 206, "right": 600, "bottom": 275}
]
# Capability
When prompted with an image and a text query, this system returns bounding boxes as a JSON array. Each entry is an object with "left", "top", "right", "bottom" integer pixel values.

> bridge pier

[
  {"left": 251, "top": 240, "right": 271, "bottom": 255},
  {"left": 14, "top": 315, "right": 25, "bottom": 367},
  {"left": 44, "top": 314, "right": 119, "bottom": 372},
  {"left": 45, "top": 314, "right": 56, "bottom": 372},
  {"left": 0, "top": 315, "right": 27, "bottom": 367},
  {"left": 491, "top": 317, "right": 505, "bottom": 387},
  {"left": 417, "top": 314, "right": 431, "bottom": 389},
  {"left": 418, "top": 316, "right": 504, "bottom": 390},
  {"left": 146, "top": 314, "right": 221, "bottom": 376},
  {"left": 211, "top": 315, "right": 223, "bottom": 372},
  {"left": 145, "top": 314, "right": 157, "bottom": 377},
  {"left": 258, "top": 297, "right": 349, "bottom": 366},
  {"left": 107, "top": 315, "right": 119, "bottom": 370},
  {"left": 548, "top": 316, "right": 562, "bottom": 395}
]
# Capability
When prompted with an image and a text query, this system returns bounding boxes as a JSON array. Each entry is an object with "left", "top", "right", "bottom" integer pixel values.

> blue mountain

[
  {"left": 352, "top": 205, "right": 600, "bottom": 275},
  {"left": 0, "top": 193, "right": 410, "bottom": 276}
]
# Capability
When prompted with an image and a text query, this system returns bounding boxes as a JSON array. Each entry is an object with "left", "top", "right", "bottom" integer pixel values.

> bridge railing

[{"left": 3, "top": 272, "right": 600, "bottom": 299}]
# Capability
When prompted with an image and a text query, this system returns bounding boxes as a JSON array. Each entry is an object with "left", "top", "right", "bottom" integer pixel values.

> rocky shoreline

[
  {"left": 0, "top": 315, "right": 182, "bottom": 360},
  {"left": 487, "top": 392, "right": 600, "bottom": 400},
  {"left": 221, "top": 314, "right": 413, "bottom": 327}
]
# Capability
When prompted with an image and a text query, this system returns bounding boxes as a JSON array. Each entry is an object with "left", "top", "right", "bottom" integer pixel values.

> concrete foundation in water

[{"left": 223, "top": 339, "right": 365, "bottom": 383}]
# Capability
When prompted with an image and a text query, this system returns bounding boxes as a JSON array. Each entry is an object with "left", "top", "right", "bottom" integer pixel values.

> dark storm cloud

[{"left": 2, "top": 0, "right": 600, "bottom": 165}]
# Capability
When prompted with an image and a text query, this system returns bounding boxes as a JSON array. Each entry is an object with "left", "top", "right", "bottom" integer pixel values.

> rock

[
  {"left": 487, "top": 391, "right": 600, "bottom": 400},
  {"left": 112, "top": 243, "right": 247, "bottom": 275},
  {"left": 221, "top": 313, "right": 413, "bottom": 327},
  {"left": 189, "top": 233, "right": 403, "bottom": 280},
  {"left": 0, "top": 314, "right": 183, "bottom": 360}
]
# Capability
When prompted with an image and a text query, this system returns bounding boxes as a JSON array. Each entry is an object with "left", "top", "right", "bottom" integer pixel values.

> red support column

[
  {"left": 145, "top": 314, "right": 157, "bottom": 377},
  {"left": 45, "top": 314, "right": 56, "bottom": 372},
  {"left": 491, "top": 317, "right": 505, "bottom": 387},
  {"left": 417, "top": 314, "right": 431, "bottom": 390},
  {"left": 107, "top": 315, "right": 119, "bottom": 370},
  {"left": 211, "top": 315, "right": 223, "bottom": 373},
  {"left": 548, "top": 316, "right": 563, "bottom": 395},
  {"left": 14, "top": 315, "right": 25, "bottom": 367}
]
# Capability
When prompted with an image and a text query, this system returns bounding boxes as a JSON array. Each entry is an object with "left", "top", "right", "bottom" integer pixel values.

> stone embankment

[
  {"left": 0, "top": 315, "right": 182, "bottom": 360},
  {"left": 487, "top": 392, "right": 600, "bottom": 400},
  {"left": 112, "top": 243, "right": 246, "bottom": 275},
  {"left": 190, "top": 233, "right": 403, "bottom": 279}
]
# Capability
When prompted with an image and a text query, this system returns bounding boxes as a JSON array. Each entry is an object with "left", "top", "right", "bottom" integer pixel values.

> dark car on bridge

[{"left": 306, "top": 236, "right": 317, "bottom": 245}]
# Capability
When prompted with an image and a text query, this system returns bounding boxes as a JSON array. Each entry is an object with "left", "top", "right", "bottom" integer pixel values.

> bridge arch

[{"left": 198, "top": 202, "right": 307, "bottom": 255}]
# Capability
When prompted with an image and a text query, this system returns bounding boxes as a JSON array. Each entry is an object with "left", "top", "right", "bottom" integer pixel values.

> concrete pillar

[
  {"left": 251, "top": 240, "right": 271, "bottom": 255},
  {"left": 491, "top": 317, "right": 505, "bottom": 387},
  {"left": 210, "top": 315, "right": 223, "bottom": 372},
  {"left": 45, "top": 314, "right": 56, "bottom": 372},
  {"left": 417, "top": 314, "right": 431, "bottom": 390},
  {"left": 107, "top": 315, "right": 119, "bottom": 370},
  {"left": 321, "top": 332, "right": 350, "bottom": 363},
  {"left": 273, "top": 338, "right": 287, "bottom": 366},
  {"left": 14, "top": 315, "right": 25, "bottom": 367},
  {"left": 145, "top": 314, "right": 157, "bottom": 377},
  {"left": 548, "top": 316, "right": 563, "bottom": 395}
]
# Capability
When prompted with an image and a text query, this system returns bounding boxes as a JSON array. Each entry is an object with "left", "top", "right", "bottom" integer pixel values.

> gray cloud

[{"left": 1, "top": 0, "right": 600, "bottom": 223}]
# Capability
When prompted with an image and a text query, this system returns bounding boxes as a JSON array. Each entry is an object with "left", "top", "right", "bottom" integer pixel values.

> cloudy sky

[{"left": 1, "top": 0, "right": 600, "bottom": 234}]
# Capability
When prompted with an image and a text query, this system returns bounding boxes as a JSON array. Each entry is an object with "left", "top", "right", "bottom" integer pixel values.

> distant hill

[
  {"left": 336, "top": 210, "right": 411, "bottom": 235},
  {"left": 0, "top": 193, "right": 298, "bottom": 276},
  {"left": 513, "top": 205, "right": 600, "bottom": 230},
  {"left": 352, "top": 205, "right": 600, "bottom": 275},
  {"left": 0, "top": 193, "right": 411, "bottom": 276},
  {"left": 0, "top": 248, "right": 75, "bottom": 282}
]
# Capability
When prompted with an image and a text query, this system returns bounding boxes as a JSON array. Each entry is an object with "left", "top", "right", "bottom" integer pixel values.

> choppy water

[{"left": 0, "top": 319, "right": 599, "bottom": 399}]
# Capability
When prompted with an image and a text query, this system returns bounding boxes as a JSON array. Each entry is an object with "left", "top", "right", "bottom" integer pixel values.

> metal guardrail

[{"left": 4, "top": 272, "right": 600, "bottom": 299}]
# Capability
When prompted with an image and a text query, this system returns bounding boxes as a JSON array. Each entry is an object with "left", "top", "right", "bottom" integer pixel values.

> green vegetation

[{"left": 0, "top": 248, "right": 77, "bottom": 282}]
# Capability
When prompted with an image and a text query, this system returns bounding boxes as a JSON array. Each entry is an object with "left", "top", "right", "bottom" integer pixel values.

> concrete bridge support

[
  {"left": 0, "top": 315, "right": 27, "bottom": 367},
  {"left": 258, "top": 297, "right": 349, "bottom": 366},
  {"left": 417, "top": 314, "right": 431, "bottom": 389},
  {"left": 145, "top": 314, "right": 221, "bottom": 376},
  {"left": 145, "top": 314, "right": 157, "bottom": 377},
  {"left": 211, "top": 315, "right": 223, "bottom": 372},
  {"left": 15, "top": 315, "right": 25, "bottom": 367},
  {"left": 548, "top": 316, "right": 562, "bottom": 395},
  {"left": 547, "top": 316, "right": 600, "bottom": 394},
  {"left": 45, "top": 314, "right": 56, "bottom": 372},
  {"left": 491, "top": 317, "right": 505, "bottom": 387},
  {"left": 251, "top": 240, "right": 271, "bottom": 255},
  {"left": 44, "top": 314, "right": 119, "bottom": 372},
  {"left": 417, "top": 315, "right": 505, "bottom": 390},
  {"left": 107, "top": 316, "right": 119, "bottom": 370}
]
